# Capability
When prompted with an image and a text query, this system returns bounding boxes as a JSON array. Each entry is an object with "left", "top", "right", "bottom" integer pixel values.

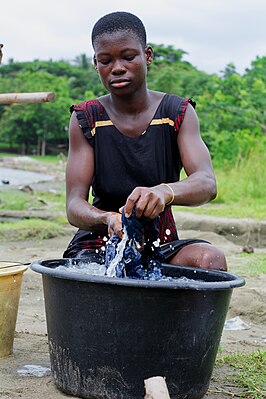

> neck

[{"left": 109, "top": 86, "right": 151, "bottom": 114}]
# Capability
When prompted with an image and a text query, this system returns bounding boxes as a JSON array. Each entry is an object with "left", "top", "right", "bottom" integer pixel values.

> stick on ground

[{"left": 144, "top": 376, "right": 171, "bottom": 399}]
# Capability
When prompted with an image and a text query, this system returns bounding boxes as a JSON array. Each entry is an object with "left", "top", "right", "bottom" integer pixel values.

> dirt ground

[
  {"left": 0, "top": 157, "right": 265, "bottom": 398},
  {"left": 0, "top": 228, "right": 265, "bottom": 399}
]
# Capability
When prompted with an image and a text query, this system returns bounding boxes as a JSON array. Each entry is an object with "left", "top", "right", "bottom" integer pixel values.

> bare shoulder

[
  {"left": 68, "top": 112, "right": 90, "bottom": 150},
  {"left": 179, "top": 102, "right": 200, "bottom": 137}
]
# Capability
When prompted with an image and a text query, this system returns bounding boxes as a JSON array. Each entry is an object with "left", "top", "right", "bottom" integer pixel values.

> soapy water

[
  {"left": 57, "top": 261, "right": 106, "bottom": 277},
  {"left": 56, "top": 227, "right": 204, "bottom": 282},
  {"left": 56, "top": 258, "right": 203, "bottom": 283}
]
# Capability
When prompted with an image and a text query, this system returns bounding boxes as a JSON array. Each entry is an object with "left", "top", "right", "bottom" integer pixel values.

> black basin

[{"left": 31, "top": 256, "right": 245, "bottom": 399}]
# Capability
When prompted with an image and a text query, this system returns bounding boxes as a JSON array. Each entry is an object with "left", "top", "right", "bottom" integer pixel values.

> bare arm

[
  {"left": 66, "top": 112, "right": 123, "bottom": 237},
  {"left": 123, "top": 103, "right": 216, "bottom": 218},
  {"left": 168, "top": 103, "right": 217, "bottom": 205}
]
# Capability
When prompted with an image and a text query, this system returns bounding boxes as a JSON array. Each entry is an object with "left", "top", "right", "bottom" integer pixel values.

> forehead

[{"left": 93, "top": 30, "right": 143, "bottom": 54}]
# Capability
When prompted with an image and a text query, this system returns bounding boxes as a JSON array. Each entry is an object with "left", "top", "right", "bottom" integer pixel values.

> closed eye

[
  {"left": 99, "top": 60, "right": 110, "bottom": 65},
  {"left": 124, "top": 55, "right": 135, "bottom": 61}
]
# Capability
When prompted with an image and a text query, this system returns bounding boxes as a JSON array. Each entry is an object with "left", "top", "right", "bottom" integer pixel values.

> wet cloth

[
  {"left": 63, "top": 206, "right": 178, "bottom": 258},
  {"left": 105, "top": 208, "right": 165, "bottom": 279}
]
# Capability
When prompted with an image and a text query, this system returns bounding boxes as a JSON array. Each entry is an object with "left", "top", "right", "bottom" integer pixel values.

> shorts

[
  {"left": 63, "top": 229, "right": 209, "bottom": 262},
  {"left": 160, "top": 239, "right": 210, "bottom": 263}
]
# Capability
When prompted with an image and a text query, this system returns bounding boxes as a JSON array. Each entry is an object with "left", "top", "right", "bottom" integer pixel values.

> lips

[{"left": 110, "top": 79, "right": 130, "bottom": 88}]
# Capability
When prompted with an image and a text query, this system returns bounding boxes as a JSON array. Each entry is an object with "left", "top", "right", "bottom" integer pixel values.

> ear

[
  {"left": 145, "top": 46, "right": 154, "bottom": 65},
  {"left": 93, "top": 55, "right": 97, "bottom": 68},
  {"left": 93, "top": 55, "right": 99, "bottom": 73}
]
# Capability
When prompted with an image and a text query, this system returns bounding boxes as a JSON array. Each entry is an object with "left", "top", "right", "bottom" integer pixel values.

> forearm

[
  {"left": 160, "top": 171, "right": 217, "bottom": 207},
  {"left": 66, "top": 197, "right": 112, "bottom": 230}
]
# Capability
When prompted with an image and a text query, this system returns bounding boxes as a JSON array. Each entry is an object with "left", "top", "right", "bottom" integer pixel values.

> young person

[{"left": 64, "top": 11, "right": 227, "bottom": 271}]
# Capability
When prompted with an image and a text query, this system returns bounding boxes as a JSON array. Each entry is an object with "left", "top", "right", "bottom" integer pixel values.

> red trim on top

[{"left": 174, "top": 97, "right": 189, "bottom": 132}]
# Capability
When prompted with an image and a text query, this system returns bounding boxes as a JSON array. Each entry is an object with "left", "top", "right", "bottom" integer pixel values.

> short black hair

[{"left": 91, "top": 11, "right": 147, "bottom": 49}]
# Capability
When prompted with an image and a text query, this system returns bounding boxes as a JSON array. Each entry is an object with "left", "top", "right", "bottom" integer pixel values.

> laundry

[{"left": 105, "top": 207, "right": 165, "bottom": 279}]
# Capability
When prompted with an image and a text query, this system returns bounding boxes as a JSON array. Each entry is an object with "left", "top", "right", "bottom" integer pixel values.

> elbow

[
  {"left": 66, "top": 202, "right": 77, "bottom": 228},
  {"left": 67, "top": 214, "right": 76, "bottom": 228},
  {"left": 200, "top": 172, "right": 217, "bottom": 203},
  {"left": 209, "top": 176, "right": 217, "bottom": 201},
  {"left": 66, "top": 211, "right": 74, "bottom": 227}
]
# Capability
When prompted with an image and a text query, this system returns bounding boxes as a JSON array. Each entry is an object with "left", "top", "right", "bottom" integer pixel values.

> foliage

[
  {"left": 196, "top": 58, "right": 266, "bottom": 164},
  {"left": 0, "top": 69, "right": 71, "bottom": 154},
  {"left": 214, "top": 141, "right": 266, "bottom": 204},
  {"left": 149, "top": 43, "right": 187, "bottom": 64},
  {"left": 0, "top": 47, "right": 265, "bottom": 164},
  {"left": 174, "top": 142, "right": 266, "bottom": 219}
]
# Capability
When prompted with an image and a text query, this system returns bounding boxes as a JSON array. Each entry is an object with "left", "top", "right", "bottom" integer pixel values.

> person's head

[
  {"left": 91, "top": 11, "right": 147, "bottom": 50},
  {"left": 92, "top": 12, "right": 153, "bottom": 96}
]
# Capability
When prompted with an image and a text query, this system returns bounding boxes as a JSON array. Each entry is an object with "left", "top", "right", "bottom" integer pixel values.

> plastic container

[
  {"left": 31, "top": 256, "right": 245, "bottom": 399},
  {"left": 0, "top": 261, "right": 28, "bottom": 357}
]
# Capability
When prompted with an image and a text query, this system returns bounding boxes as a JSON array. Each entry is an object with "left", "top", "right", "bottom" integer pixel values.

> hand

[
  {"left": 122, "top": 186, "right": 166, "bottom": 219},
  {"left": 106, "top": 212, "right": 123, "bottom": 239}
]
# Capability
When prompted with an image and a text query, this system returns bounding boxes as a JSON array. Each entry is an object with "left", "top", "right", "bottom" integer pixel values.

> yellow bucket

[{"left": 0, "top": 261, "right": 28, "bottom": 357}]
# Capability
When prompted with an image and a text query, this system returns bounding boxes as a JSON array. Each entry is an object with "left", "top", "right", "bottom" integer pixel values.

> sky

[{"left": 1, "top": 0, "right": 265, "bottom": 75}]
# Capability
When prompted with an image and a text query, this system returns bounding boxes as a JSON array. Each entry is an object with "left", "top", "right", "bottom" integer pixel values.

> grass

[
  {"left": 31, "top": 154, "right": 66, "bottom": 163},
  {"left": 0, "top": 219, "right": 65, "bottom": 241},
  {"left": 232, "top": 253, "right": 266, "bottom": 277},
  {"left": 213, "top": 350, "right": 266, "bottom": 399},
  {"left": 214, "top": 147, "right": 265, "bottom": 205},
  {"left": 175, "top": 144, "right": 266, "bottom": 220},
  {"left": 173, "top": 202, "right": 266, "bottom": 220},
  {"left": 0, "top": 188, "right": 66, "bottom": 212},
  {"left": 0, "top": 189, "right": 40, "bottom": 211}
]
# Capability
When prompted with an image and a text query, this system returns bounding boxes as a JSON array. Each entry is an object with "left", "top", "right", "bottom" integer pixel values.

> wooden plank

[{"left": 0, "top": 92, "right": 55, "bottom": 104}]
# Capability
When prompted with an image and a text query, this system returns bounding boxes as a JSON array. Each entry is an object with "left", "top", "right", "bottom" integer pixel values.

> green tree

[
  {"left": 0, "top": 70, "right": 71, "bottom": 155},
  {"left": 0, "top": 52, "right": 265, "bottom": 163}
]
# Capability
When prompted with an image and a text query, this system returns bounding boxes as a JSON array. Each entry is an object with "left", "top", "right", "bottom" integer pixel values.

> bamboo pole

[
  {"left": 0, "top": 92, "right": 55, "bottom": 104},
  {"left": 144, "top": 376, "right": 171, "bottom": 399}
]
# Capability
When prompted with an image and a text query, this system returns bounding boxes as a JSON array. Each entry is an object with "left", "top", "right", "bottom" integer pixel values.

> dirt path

[{"left": 0, "top": 229, "right": 265, "bottom": 399}]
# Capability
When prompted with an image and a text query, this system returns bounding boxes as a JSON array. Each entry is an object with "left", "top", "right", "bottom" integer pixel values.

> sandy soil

[
  {"left": 0, "top": 157, "right": 265, "bottom": 398},
  {"left": 0, "top": 229, "right": 265, "bottom": 399}
]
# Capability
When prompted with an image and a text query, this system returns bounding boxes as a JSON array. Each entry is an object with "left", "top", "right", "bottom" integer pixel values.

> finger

[
  {"left": 136, "top": 198, "right": 161, "bottom": 219},
  {"left": 144, "top": 201, "right": 164, "bottom": 219},
  {"left": 135, "top": 191, "right": 161, "bottom": 218},
  {"left": 124, "top": 189, "right": 141, "bottom": 218},
  {"left": 108, "top": 226, "right": 114, "bottom": 237},
  {"left": 134, "top": 198, "right": 148, "bottom": 218},
  {"left": 115, "top": 226, "right": 123, "bottom": 239}
]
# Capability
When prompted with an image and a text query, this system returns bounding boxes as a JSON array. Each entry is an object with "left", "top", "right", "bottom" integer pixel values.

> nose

[{"left": 112, "top": 59, "right": 126, "bottom": 75}]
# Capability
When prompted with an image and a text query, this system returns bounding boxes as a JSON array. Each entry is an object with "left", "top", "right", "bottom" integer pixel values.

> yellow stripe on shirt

[
  {"left": 91, "top": 120, "right": 113, "bottom": 136},
  {"left": 150, "top": 118, "right": 175, "bottom": 126},
  {"left": 90, "top": 117, "right": 174, "bottom": 136}
]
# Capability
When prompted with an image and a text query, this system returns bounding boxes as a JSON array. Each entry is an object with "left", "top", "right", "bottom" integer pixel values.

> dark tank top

[
  {"left": 69, "top": 94, "right": 195, "bottom": 245},
  {"left": 71, "top": 94, "right": 193, "bottom": 211}
]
